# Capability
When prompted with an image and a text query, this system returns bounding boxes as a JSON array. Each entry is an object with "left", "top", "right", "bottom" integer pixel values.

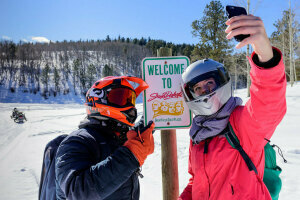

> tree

[
  {"left": 79, "top": 66, "right": 86, "bottom": 90},
  {"left": 133, "top": 38, "right": 138, "bottom": 45},
  {"left": 63, "top": 63, "right": 70, "bottom": 81},
  {"left": 191, "top": 0, "right": 232, "bottom": 62},
  {"left": 271, "top": 7, "right": 299, "bottom": 85},
  {"left": 54, "top": 67, "right": 60, "bottom": 93},
  {"left": 139, "top": 37, "right": 147, "bottom": 46},
  {"left": 41, "top": 63, "right": 50, "bottom": 93},
  {"left": 182, "top": 45, "right": 194, "bottom": 58},
  {"left": 87, "top": 64, "right": 97, "bottom": 87},
  {"left": 72, "top": 58, "right": 80, "bottom": 94},
  {"left": 102, "top": 64, "right": 113, "bottom": 77},
  {"left": 106, "top": 35, "right": 111, "bottom": 42}
]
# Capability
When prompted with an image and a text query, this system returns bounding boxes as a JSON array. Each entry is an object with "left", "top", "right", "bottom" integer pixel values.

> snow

[{"left": 0, "top": 83, "right": 300, "bottom": 199}]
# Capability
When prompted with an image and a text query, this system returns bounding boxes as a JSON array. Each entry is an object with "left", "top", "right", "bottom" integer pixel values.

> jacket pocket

[{"left": 231, "top": 184, "right": 234, "bottom": 195}]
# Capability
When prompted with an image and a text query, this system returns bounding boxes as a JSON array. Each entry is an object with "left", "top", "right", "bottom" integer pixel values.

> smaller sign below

[{"left": 142, "top": 56, "right": 192, "bottom": 130}]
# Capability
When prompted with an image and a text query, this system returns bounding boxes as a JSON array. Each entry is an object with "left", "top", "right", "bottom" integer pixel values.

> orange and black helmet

[{"left": 85, "top": 76, "right": 148, "bottom": 127}]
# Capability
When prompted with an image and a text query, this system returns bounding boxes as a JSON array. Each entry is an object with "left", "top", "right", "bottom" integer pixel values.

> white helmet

[{"left": 181, "top": 59, "right": 232, "bottom": 116}]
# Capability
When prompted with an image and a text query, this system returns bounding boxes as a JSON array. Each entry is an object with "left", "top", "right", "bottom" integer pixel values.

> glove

[
  {"left": 133, "top": 116, "right": 155, "bottom": 134},
  {"left": 124, "top": 121, "right": 155, "bottom": 166}
]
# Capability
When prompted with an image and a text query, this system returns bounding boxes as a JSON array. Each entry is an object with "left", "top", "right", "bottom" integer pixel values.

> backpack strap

[
  {"left": 265, "top": 138, "right": 287, "bottom": 164},
  {"left": 225, "top": 123, "right": 258, "bottom": 175}
]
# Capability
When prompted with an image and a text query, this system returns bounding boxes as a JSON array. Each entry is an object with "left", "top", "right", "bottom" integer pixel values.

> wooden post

[{"left": 157, "top": 47, "right": 179, "bottom": 200}]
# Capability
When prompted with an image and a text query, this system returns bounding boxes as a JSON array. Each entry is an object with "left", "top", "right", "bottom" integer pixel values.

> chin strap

[{"left": 105, "top": 119, "right": 130, "bottom": 145}]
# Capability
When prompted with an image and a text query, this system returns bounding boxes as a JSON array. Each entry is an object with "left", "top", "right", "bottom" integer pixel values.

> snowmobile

[
  {"left": 14, "top": 112, "right": 27, "bottom": 123},
  {"left": 11, "top": 109, "right": 27, "bottom": 123}
]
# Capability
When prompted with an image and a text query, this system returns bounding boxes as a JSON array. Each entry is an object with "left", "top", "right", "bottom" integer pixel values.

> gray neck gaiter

[{"left": 190, "top": 97, "right": 242, "bottom": 144}]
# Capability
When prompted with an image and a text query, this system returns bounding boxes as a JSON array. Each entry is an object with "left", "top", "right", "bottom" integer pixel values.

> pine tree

[
  {"left": 72, "top": 58, "right": 80, "bottom": 95},
  {"left": 54, "top": 67, "right": 60, "bottom": 93},
  {"left": 87, "top": 64, "right": 97, "bottom": 87},
  {"left": 64, "top": 63, "right": 70, "bottom": 81},
  {"left": 41, "top": 63, "right": 50, "bottom": 93},
  {"left": 102, "top": 64, "right": 113, "bottom": 77},
  {"left": 79, "top": 66, "right": 86, "bottom": 91},
  {"left": 191, "top": 0, "right": 232, "bottom": 62},
  {"left": 106, "top": 35, "right": 111, "bottom": 42}
]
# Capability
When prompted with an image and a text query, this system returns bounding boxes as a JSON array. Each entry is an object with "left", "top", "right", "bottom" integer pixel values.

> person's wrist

[
  {"left": 257, "top": 51, "right": 273, "bottom": 63},
  {"left": 255, "top": 40, "right": 273, "bottom": 62},
  {"left": 252, "top": 47, "right": 281, "bottom": 69}
]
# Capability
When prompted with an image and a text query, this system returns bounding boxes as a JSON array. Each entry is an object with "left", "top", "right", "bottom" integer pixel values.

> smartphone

[{"left": 226, "top": 5, "right": 250, "bottom": 42}]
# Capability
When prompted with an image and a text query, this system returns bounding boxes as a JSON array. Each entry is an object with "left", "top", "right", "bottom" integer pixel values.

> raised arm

[{"left": 226, "top": 15, "right": 287, "bottom": 150}]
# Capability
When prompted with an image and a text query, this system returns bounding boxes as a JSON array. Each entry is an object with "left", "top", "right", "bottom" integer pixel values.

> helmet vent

[
  {"left": 113, "top": 79, "right": 122, "bottom": 85},
  {"left": 90, "top": 88, "right": 105, "bottom": 98}
]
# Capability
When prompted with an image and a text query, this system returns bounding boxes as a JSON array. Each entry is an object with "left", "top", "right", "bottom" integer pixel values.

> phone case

[{"left": 226, "top": 5, "right": 250, "bottom": 42}]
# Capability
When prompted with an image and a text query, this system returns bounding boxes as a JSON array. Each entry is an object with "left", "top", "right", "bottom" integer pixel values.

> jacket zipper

[{"left": 203, "top": 140, "right": 210, "bottom": 198}]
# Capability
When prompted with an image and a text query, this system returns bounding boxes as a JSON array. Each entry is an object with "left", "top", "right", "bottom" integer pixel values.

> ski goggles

[{"left": 107, "top": 87, "right": 137, "bottom": 107}]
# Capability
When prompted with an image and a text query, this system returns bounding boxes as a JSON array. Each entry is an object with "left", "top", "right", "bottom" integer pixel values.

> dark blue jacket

[
  {"left": 55, "top": 118, "right": 140, "bottom": 200},
  {"left": 39, "top": 134, "right": 68, "bottom": 200}
]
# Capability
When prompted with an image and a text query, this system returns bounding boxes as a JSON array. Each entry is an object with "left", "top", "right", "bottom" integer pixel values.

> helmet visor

[
  {"left": 182, "top": 69, "right": 230, "bottom": 101},
  {"left": 108, "top": 87, "right": 136, "bottom": 107}
]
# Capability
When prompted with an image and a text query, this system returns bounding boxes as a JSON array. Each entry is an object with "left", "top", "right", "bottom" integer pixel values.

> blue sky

[{"left": 0, "top": 0, "right": 298, "bottom": 45}]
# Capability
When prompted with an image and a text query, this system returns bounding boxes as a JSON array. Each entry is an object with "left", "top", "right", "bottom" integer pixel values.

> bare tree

[
  {"left": 271, "top": 2, "right": 299, "bottom": 85},
  {"left": 233, "top": 0, "right": 263, "bottom": 96}
]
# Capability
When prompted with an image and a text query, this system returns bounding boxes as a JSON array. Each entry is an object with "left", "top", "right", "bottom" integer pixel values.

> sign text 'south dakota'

[
  {"left": 147, "top": 64, "right": 185, "bottom": 76},
  {"left": 148, "top": 91, "right": 182, "bottom": 102},
  {"left": 154, "top": 117, "right": 182, "bottom": 122}
]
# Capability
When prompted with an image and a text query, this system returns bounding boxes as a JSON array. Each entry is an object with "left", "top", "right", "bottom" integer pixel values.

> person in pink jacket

[{"left": 179, "top": 14, "right": 286, "bottom": 200}]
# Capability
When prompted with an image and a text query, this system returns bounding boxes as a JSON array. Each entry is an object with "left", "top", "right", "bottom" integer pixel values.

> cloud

[
  {"left": 21, "top": 39, "right": 29, "bottom": 43},
  {"left": 31, "top": 36, "right": 50, "bottom": 43},
  {"left": 2, "top": 35, "right": 12, "bottom": 40}
]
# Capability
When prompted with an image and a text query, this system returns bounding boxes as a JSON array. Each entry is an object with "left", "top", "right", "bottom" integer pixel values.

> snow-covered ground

[{"left": 0, "top": 83, "right": 299, "bottom": 200}]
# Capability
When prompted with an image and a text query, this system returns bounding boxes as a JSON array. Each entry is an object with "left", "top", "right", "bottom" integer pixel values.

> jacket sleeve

[
  {"left": 230, "top": 47, "right": 287, "bottom": 152},
  {"left": 178, "top": 140, "right": 193, "bottom": 200},
  {"left": 55, "top": 131, "right": 140, "bottom": 200}
]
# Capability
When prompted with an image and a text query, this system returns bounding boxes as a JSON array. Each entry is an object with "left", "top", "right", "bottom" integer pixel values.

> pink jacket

[{"left": 179, "top": 48, "right": 286, "bottom": 200}]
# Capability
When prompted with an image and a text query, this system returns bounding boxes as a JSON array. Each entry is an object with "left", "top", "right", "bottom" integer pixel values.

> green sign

[{"left": 142, "top": 56, "right": 192, "bottom": 130}]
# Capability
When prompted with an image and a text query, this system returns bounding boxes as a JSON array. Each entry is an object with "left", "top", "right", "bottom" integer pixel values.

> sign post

[{"left": 142, "top": 47, "right": 191, "bottom": 200}]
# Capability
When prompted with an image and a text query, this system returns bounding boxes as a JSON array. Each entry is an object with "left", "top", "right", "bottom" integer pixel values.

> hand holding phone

[
  {"left": 225, "top": 7, "right": 273, "bottom": 62},
  {"left": 226, "top": 5, "right": 250, "bottom": 42}
]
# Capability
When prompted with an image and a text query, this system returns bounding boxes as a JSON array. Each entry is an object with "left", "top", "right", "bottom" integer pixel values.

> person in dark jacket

[
  {"left": 55, "top": 76, "right": 155, "bottom": 200},
  {"left": 11, "top": 108, "right": 19, "bottom": 119}
]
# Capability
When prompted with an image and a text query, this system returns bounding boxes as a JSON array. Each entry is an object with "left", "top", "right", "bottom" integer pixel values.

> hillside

[{"left": 0, "top": 39, "right": 195, "bottom": 102}]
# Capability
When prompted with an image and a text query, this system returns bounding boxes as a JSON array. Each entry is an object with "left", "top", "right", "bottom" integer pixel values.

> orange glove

[{"left": 124, "top": 121, "right": 155, "bottom": 166}]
